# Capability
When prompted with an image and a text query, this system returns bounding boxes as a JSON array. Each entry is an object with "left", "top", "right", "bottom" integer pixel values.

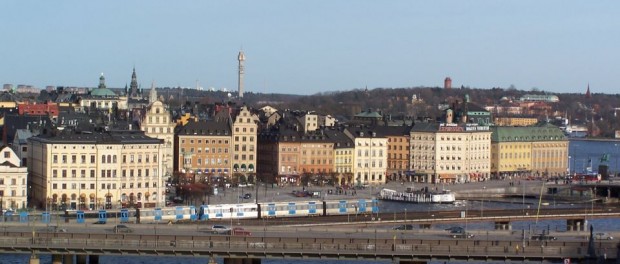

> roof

[
  {"left": 411, "top": 123, "right": 440, "bottom": 133},
  {"left": 29, "top": 130, "right": 163, "bottom": 144},
  {"left": 90, "top": 87, "right": 117, "bottom": 97},
  {"left": 177, "top": 119, "right": 231, "bottom": 136},
  {"left": 491, "top": 123, "right": 566, "bottom": 142}
]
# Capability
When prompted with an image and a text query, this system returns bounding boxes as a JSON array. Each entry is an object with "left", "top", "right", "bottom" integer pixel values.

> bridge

[{"left": 0, "top": 217, "right": 617, "bottom": 264}]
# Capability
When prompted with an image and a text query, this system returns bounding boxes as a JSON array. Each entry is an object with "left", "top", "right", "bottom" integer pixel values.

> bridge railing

[{"left": 0, "top": 236, "right": 612, "bottom": 260}]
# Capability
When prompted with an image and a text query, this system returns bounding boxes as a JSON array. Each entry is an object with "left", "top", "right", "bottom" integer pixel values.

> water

[
  {"left": 3, "top": 139, "right": 617, "bottom": 264},
  {"left": 569, "top": 139, "right": 620, "bottom": 175}
]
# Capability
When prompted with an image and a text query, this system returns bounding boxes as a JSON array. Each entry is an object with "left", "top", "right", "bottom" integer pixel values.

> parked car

[
  {"left": 243, "top": 193, "right": 252, "bottom": 199},
  {"left": 41, "top": 225, "right": 67, "bottom": 233},
  {"left": 232, "top": 227, "right": 252, "bottom": 236},
  {"left": 452, "top": 232, "right": 475, "bottom": 239},
  {"left": 596, "top": 232, "right": 614, "bottom": 240},
  {"left": 445, "top": 226, "right": 465, "bottom": 234},
  {"left": 93, "top": 220, "right": 107, "bottom": 224},
  {"left": 113, "top": 224, "right": 133, "bottom": 233},
  {"left": 211, "top": 225, "right": 231, "bottom": 235},
  {"left": 393, "top": 224, "right": 414, "bottom": 230},
  {"left": 531, "top": 234, "right": 556, "bottom": 241}
]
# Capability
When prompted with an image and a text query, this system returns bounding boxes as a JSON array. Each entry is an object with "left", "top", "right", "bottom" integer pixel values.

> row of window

[
  {"left": 181, "top": 139, "right": 232, "bottom": 145},
  {"left": 52, "top": 169, "right": 158, "bottom": 178},
  {"left": 51, "top": 181, "right": 158, "bottom": 190},
  {"left": 181, "top": 147, "right": 229, "bottom": 154},
  {"left": 0, "top": 178, "right": 25, "bottom": 185},
  {"left": 52, "top": 154, "right": 158, "bottom": 164}
]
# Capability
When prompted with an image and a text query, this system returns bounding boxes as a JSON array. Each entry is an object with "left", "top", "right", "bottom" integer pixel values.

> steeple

[
  {"left": 130, "top": 67, "right": 138, "bottom": 97},
  {"left": 238, "top": 50, "right": 245, "bottom": 98},
  {"left": 585, "top": 83, "right": 592, "bottom": 99},
  {"left": 98, "top": 73, "right": 106, "bottom": 89},
  {"left": 149, "top": 81, "right": 158, "bottom": 104}
]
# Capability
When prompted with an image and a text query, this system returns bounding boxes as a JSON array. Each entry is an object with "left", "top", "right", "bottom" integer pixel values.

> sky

[{"left": 1, "top": 1, "right": 618, "bottom": 95}]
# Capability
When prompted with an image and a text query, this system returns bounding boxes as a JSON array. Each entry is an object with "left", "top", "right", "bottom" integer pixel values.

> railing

[{"left": 0, "top": 233, "right": 614, "bottom": 262}]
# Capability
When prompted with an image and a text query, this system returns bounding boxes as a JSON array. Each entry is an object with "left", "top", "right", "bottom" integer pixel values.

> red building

[{"left": 18, "top": 102, "right": 59, "bottom": 118}]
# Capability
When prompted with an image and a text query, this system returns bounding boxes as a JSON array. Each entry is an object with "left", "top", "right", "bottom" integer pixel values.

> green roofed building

[{"left": 490, "top": 122, "right": 568, "bottom": 179}]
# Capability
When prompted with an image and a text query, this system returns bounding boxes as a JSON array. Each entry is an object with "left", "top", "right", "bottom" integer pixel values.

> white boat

[
  {"left": 379, "top": 188, "right": 455, "bottom": 204},
  {"left": 431, "top": 190, "right": 456, "bottom": 203}
]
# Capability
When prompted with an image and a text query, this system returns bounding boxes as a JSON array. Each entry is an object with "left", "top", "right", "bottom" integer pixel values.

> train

[{"left": 64, "top": 199, "right": 379, "bottom": 223}]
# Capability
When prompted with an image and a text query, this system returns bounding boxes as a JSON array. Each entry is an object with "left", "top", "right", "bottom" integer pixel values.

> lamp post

[{"left": 481, "top": 186, "right": 486, "bottom": 217}]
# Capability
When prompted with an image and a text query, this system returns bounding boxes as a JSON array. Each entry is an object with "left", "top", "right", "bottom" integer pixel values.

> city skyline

[{"left": 1, "top": 1, "right": 618, "bottom": 95}]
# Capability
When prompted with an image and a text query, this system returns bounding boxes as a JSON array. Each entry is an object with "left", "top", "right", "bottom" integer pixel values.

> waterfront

[{"left": 3, "top": 139, "right": 619, "bottom": 264}]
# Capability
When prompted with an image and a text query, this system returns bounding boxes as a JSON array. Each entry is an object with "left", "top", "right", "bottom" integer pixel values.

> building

[
  {"left": 140, "top": 86, "right": 176, "bottom": 180},
  {"left": 519, "top": 94, "right": 560, "bottom": 103},
  {"left": 372, "top": 125, "right": 411, "bottom": 182},
  {"left": 324, "top": 128, "right": 354, "bottom": 186},
  {"left": 410, "top": 122, "right": 492, "bottom": 184},
  {"left": 0, "top": 146, "right": 28, "bottom": 211},
  {"left": 344, "top": 127, "right": 388, "bottom": 186},
  {"left": 176, "top": 118, "right": 232, "bottom": 185},
  {"left": 28, "top": 130, "right": 165, "bottom": 211},
  {"left": 231, "top": 106, "right": 258, "bottom": 181},
  {"left": 490, "top": 124, "right": 568, "bottom": 179},
  {"left": 493, "top": 117, "right": 539, "bottom": 127},
  {"left": 79, "top": 74, "right": 128, "bottom": 111}
]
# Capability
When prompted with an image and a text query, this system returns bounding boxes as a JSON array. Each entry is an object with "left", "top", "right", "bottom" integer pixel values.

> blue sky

[{"left": 1, "top": 1, "right": 618, "bottom": 95}]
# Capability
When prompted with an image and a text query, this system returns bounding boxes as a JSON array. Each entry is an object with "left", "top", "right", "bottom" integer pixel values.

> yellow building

[
  {"left": 494, "top": 117, "right": 539, "bottom": 127},
  {"left": 490, "top": 123, "right": 568, "bottom": 179}
]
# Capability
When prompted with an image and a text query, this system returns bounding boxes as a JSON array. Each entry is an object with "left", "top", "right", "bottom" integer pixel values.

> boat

[{"left": 379, "top": 188, "right": 455, "bottom": 204}]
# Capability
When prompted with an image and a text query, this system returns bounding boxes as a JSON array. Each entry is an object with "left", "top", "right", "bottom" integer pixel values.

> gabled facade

[
  {"left": 232, "top": 106, "right": 258, "bottom": 175},
  {"left": 141, "top": 98, "right": 176, "bottom": 179},
  {"left": 0, "top": 146, "right": 28, "bottom": 210}
]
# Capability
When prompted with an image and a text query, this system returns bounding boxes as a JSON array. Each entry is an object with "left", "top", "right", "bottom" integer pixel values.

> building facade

[
  {"left": 28, "top": 131, "right": 165, "bottom": 211},
  {"left": 141, "top": 99, "right": 176, "bottom": 180},
  {"left": 0, "top": 146, "right": 28, "bottom": 210}
]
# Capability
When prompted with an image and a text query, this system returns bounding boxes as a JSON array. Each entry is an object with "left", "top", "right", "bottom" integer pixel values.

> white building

[{"left": 0, "top": 146, "right": 28, "bottom": 211}]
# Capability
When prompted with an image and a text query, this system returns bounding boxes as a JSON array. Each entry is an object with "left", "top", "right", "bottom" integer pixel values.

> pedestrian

[{"left": 515, "top": 244, "right": 519, "bottom": 254}]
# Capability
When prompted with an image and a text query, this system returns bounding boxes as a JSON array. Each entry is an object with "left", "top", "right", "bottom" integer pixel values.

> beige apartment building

[
  {"left": 345, "top": 127, "right": 388, "bottom": 186},
  {"left": 28, "top": 131, "right": 165, "bottom": 211},
  {"left": 232, "top": 106, "right": 258, "bottom": 178},
  {"left": 141, "top": 94, "right": 176, "bottom": 179},
  {"left": 410, "top": 123, "right": 492, "bottom": 183}
]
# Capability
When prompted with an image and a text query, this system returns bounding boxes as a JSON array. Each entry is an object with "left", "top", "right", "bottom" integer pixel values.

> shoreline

[{"left": 569, "top": 137, "right": 620, "bottom": 142}]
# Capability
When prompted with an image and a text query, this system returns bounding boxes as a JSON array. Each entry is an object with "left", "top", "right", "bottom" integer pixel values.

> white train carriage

[
  {"left": 324, "top": 199, "right": 379, "bottom": 216},
  {"left": 260, "top": 201, "right": 323, "bottom": 218},
  {"left": 199, "top": 203, "right": 259, "bottom": 220}
]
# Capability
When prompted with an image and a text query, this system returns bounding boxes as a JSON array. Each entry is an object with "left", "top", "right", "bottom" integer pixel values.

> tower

[
  {"left": 98, "top": 73, "right": 106, "bottom": 89},
  {"left": 238, "top": 50, "right": 245, "bottom": 98},
  {"left": 149, "top": 81, "right": 158, "bottom": 104},
  {"left": 130, "top": 67, "right": 138, "bottom": 98},
  {"left": 444, "top": 77, "right": 452, "bottom": 89},
  {"left": 585, "top": 83, "right": 592, "bottom": 99}
]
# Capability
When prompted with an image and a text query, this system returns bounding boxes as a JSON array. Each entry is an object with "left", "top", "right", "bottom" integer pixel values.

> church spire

[
  {"left": 149, "top": 81, "right": 158, "bottom": 104},
  {"left": 585, "top": 83, "right": 592, "bottom": 99},
  {"left": 130, "top": 67, "right": 138, "bottom": 97}
]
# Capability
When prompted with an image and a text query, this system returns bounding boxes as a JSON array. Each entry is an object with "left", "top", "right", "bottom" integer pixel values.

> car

[
  {"left": 243, "top": 193, "right": 252, "bottom": 199},
  {"left": 211, "top": 225, "right": 231, "bottom": 235},
  {"left": 445, "top": 226, "right": 465, "bottom": 234},
  {"left": 531, "top": 234, "right": 556, "bottom": 241},
  {"left": 113, "top": 224, "right": 133, "bottom": 233},
  {"left": 596, "top": 232, "right": 614, "bottom": 240},
  {"left": 93, "top": 220, "right": 107, "bottom": 224},
  {"left": 232, "top": 227, "right": 252, "bottom": 236},
  {"left": 393, "top": 224, "right": 414, "bottom": 230},
  {"left": 41, "top": 225, "right": 67, "bottom": 233},
  {"left": 452, "top": 232, "right": 475, "bottom": 239}
]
